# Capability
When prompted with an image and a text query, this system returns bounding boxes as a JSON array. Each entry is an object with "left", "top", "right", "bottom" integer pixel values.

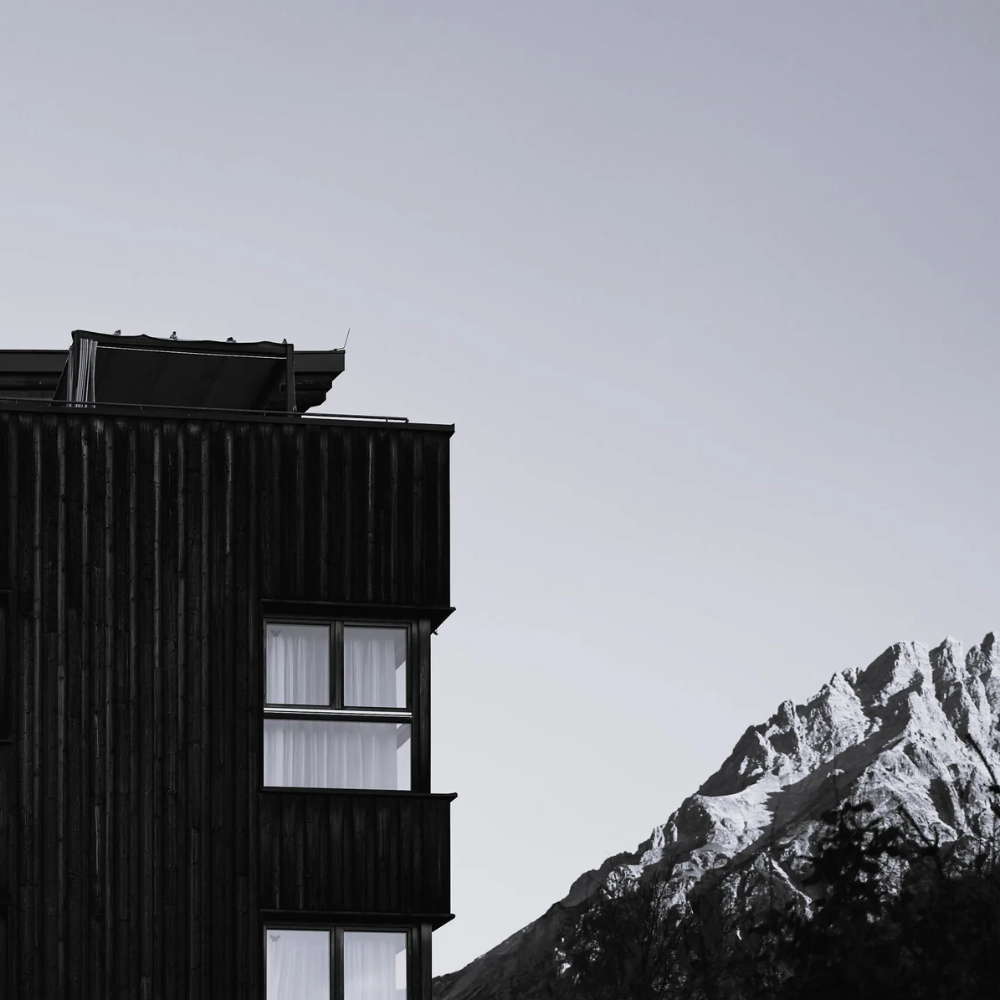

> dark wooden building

[{"left": 0, "top": 331, "right": 455, "bottom": 998}]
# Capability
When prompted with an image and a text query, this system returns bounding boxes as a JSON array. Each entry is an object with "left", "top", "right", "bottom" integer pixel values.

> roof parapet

[{"left": 0, "top": 331, "right": 345, "bottom": 412}]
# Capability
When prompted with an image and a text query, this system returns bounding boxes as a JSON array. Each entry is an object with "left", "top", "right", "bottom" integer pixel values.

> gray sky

[{"left": 3, "top": 1, "right": 999, "bottom": 978}]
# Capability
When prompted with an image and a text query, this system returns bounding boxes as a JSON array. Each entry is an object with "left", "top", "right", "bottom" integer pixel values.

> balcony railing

[{"left": 258, "top": 789, "right": 455, "bottom": 925}]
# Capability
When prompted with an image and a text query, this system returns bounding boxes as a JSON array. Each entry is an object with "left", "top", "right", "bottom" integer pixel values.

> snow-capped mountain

[{"left": 434, "top": 634, "right": 1000, "bottom": 1000}]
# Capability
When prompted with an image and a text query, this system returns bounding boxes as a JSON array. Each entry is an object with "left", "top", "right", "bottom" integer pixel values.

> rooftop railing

[{"left": 0, "top": 394, "right": 411, "bottom": 424}]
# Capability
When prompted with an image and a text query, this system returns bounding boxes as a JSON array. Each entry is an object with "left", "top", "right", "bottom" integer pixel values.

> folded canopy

[{"left": 49, "top": 331, "right": 344, "bottom": 411}]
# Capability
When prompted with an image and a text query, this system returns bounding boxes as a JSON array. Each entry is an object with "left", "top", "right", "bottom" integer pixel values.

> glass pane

[
  {"left": 344, "top": 931, "right": 407, "bottom": 1000},
  {"left": 266, "top": 928, "right": 330, "bottom": 1000},
  {"left": 266, "top": 624, "right": 330, "bottom": 705},
  {"left": 344, "top": 627, "right": 406, "bottom": 708},
  {"left": 264, "top": 721, "right": 412, "bottom": 790}
]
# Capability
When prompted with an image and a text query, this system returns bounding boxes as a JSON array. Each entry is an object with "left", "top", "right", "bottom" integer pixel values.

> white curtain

[
  {"left": 344, "top": 932, "right": 406, "bottom": 1000},
  {"left": 267, "top": 625, "right": 330, "bottom": 705},
  {"left": 66, "top": 337, "right": 98, "bottom": 403},
  {"left": 266, "top": 929, "right": 330, "bottom": 1000},
  {"left": 345, "top": 628, "right": 406, "bottom": 708},
  {"left": 264, "top": 721, "right": 411, "bottom": 789}
]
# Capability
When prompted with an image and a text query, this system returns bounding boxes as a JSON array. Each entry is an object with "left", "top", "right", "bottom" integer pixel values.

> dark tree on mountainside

[
  {"left": 560, "top": 771, "right": 1000, "bottom": 1000},
  {"left": 767, "top": 793, "right": 1000, "bottom": 1000},
  {"left": 555, "top": 865, "right": 688, "bottom": 999}
]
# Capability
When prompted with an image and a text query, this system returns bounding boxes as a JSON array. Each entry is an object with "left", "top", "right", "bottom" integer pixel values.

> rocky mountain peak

[{"left": 435, "top": 633, "right": 1000, "bottom": 1000}]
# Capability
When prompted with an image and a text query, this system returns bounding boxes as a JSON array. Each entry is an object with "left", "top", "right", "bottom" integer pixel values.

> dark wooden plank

[
  {"left": 371, "top": 430, "right": 388, "bottom": 605},
  {"left": 160, "top": 420, "right": 180, "bottom": 1000},
  {"left": 128, "top": 420, "right": 141, "bottom": 999},
  {"left": 233, "top": 422, "right": 253, "bottom": 1000},
  {"left": 328, "top": 427, "right": 347, "bottom": 603},
  {"left": 0, "top": 903, "right": 10, "bottom": 999},
  {"left": 259, "top": 422, "right": 275, "bottom": 603},
  {"left": 363, "top": 431, "right": 375, "bottom": 603},
  {"left": 375, "top": 795, "right": 398, "bottom": 912},
  {"left": 398, "top": 789, "right": 414, "bottom": 913},
  {"left": 96, "top": 414, "right": 114, "bottom": 999},
  {"left": 411, "top": 433, "right": 425, "bottom": 605},
  {"left": 208, "top": 421, "right": 234, "bottom": 998},
  {"left": 328, "top": 793, "right": 345, "bottom": 911},
  {"left": 342, "top": 430, "right": 357, "bottom": 603},
  {"left": 136, "top": 420, "right": 156, "bottom": 995},
  {"left": 0, "top": 416, "right": 12, "bottom": 593},
  {"left": 188, "top": 422, "right": 211, "bottom": 1000},
  {"left": 280, "top": 794, "right": 303, "bottom": 910},
  {"left": 38, "top": 415, "right": 60, "bottom": 998},
  {"left": 303, "top": 797, "right": 322, "bottom": 910},
  {"left": 0, "top": 593, "right": 9, "bottom": 746},
  {"left": 293, "top": 424, "right": 306, "bottom": 598},
  {"left": 0, "top": 747, "right": 12, "bottom": 902},
  {"left": 12, "top": 417, "right": 31, "bottom": 994},
  {"left": 356, "top": 794, "right": 375, "bottom": 910},
  {"left": 245, "top": 423, "right": 262, "bottom": 1000},
  {"left": 278, "top": 424, "right": 297, "bottom": 596},
  {"left": 64, "top": 419, "right": 85, "bottom": 997},
  {"left": 433, "top": 434, "right": 451, "bottom": 606},
  {"left": 396, "top": 433, "right": 415, "bottom": 617},
  {"left": 387, "top": 432, "right": 400, "bottom": 605},
  {"left": 315, "top": 426, "right": 330, "bottom": 601},
  {"left": 52, "top": 417, "right": 69, "bottom": 995}
]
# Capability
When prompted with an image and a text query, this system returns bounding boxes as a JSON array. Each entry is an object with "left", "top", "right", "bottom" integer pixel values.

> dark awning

[{"left": 48, "top": 332, "right": 344, "bottom": 412}]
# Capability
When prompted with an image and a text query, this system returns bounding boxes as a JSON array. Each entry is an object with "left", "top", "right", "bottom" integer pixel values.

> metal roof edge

[{"left": 0, "top": 396, "right": 454, "bottom": 433}]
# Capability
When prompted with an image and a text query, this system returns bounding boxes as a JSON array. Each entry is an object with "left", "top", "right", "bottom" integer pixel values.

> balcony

[{"left": 258, "top": 789, "right": 455, "bottom": 926}]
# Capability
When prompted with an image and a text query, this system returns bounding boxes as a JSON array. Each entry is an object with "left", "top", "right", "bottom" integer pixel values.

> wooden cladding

[
  {"left": 0, "top": 592, "right": 8, "bottom": 742},
  {"left": 0, "top": 407, "right": 452, "bottom": 998},
  {"left": 258, "top": 791, "right": 454, "bottom": 922},
  {"left": 0, "top": 409, "right": 451, "bottom": 606},
  {"left": 0, "top": 904, "right": 9, "bottom": 999}
]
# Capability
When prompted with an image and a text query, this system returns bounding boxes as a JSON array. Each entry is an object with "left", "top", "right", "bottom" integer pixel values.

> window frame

[
  {"left": 263, "top": 922, "right": 415, "bottom": 1000},
  {"left": 262, "top": 617, "right": 416, "bottom": 791}
]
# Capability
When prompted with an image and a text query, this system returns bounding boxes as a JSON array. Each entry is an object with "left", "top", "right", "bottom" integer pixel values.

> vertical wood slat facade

[{"left": 0, "top": 405, "right": 453, "bottom": 999}]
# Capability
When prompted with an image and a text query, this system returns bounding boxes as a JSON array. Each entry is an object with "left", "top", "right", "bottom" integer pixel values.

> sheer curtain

[
  {"left": 344, "top": 932, "right": 406, "bottom": 1000},
  {"left": 266, "top": 929, "right": 330, "bottom": 1000},
  {"left": 267, "top": 625, "right": 330, "bottom": 704},
  {"left": 264, "top": 721, "right": 410, "bottom": 789},
  {"left": 345, "top": 628, "right": 406, "bottom": 708},
  {"left": 264, "top": 623, "right": 411, "bottom": 788},
  {"left": 66, "top": 336, "right": 98, "bottom": 404}
]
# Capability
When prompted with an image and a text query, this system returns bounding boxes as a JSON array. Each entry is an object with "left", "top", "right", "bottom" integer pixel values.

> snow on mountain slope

[{"left": 434, "top": 634, "right": 1000, "bottom": 1000}]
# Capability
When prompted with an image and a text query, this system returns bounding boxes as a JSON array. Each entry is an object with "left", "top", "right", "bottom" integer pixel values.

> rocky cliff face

[{"left": 434, "top": 634, "right": 1000, "bottom": 1000}]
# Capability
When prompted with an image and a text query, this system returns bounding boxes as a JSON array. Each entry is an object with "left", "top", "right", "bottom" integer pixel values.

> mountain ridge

[{"left": 434, "top": 633, "right": 1000, "bottom": 999}]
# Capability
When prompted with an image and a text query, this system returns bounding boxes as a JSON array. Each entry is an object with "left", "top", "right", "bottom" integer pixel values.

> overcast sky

[{"left": 3, "top": 0, "right": 1000, "bottom": 979}]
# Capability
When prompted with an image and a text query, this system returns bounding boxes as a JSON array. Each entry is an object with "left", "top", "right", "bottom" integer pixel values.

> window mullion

[
  {"left": 408, "top": 623, "right": 417, "bottom": 790},
  {"left": 332, "top": 621, "right": 344, "bottom": 709},
  {"left": 406, "top": 927, "right": 420, "bottom": 997},
  {"left": 333, "top": 926, "right": 344, "bottom": 1000},
  {"left": 407, "top": 622, "right": 414, "bottom": 713}
]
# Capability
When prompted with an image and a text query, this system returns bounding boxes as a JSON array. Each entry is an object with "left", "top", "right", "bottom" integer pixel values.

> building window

[
  {"left": 263, "top": 622, "right": 412, "bottom": 790},
  {"left": 265, "top": 926, "right": 408, "bottom": 1000}
]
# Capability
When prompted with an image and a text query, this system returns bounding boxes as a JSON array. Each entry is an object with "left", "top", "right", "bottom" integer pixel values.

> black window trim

[
  {"left": 263, "top": 617, "right": 413, "bottom": 713},
  {"left": 262, "top": 616, "right": 416, "bottom": 791},
  {"left": 262, "top": 921, "right": 416, "bottom": 1000}
]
